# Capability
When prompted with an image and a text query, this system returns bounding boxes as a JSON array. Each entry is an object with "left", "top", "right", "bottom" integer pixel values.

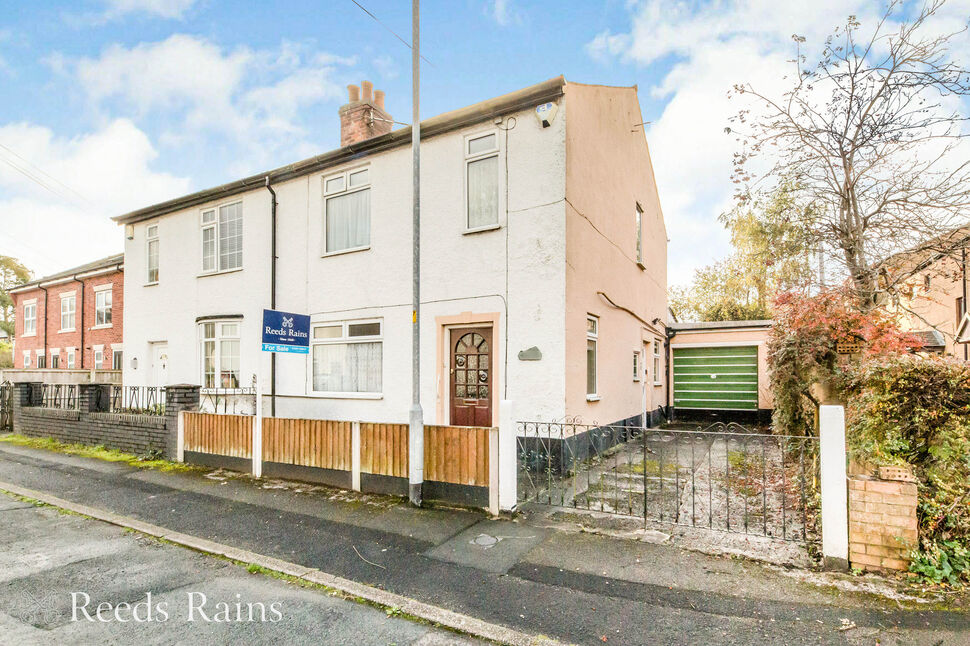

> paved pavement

[
  {"left": 0, "top": 440, "right": 968, "bottom": 646},
  {"left": 0, "top": 494, "right": 482, "bottom": 645}
]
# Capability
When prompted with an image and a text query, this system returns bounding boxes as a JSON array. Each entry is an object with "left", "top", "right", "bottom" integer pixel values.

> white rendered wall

[{"left": 122, "top": 103, "right": 568, "bottom": 424}]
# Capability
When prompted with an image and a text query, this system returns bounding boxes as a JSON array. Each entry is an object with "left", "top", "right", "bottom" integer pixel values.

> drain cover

[{"left": 470, "top": 533, "right": 500, "bottom": 548}]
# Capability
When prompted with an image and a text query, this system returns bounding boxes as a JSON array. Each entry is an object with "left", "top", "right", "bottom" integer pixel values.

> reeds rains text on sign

[{"left": 261, "top": 309, "right": 310, "bottom": 354}]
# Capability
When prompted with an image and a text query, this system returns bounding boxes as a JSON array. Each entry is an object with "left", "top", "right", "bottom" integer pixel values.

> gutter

[
  {"left": 112, "top": 77, "right": 566, "bottom": 226},
  {"left": 265, "top": 176, "right": 277, "bottom": 417}
]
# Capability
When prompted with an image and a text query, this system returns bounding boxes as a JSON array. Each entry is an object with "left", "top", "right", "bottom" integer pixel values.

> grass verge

[{"left": 0, "top": 433, "right": 198, "bottom": 473}]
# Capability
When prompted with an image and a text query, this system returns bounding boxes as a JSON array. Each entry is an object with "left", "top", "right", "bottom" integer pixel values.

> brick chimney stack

[{"left": 339, "top": 81, "right": 393, "bottom": 147}]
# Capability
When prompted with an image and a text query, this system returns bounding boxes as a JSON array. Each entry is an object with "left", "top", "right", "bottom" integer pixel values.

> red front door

[{"left": 450, "top": 327, "right": 492, "bottom": 427}]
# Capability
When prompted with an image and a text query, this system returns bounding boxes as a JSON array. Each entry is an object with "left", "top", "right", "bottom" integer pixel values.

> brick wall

[
  {"left": 11, "top": 382, "right": 198, "bottom": 459},
  {"left": 11, "top": 268, "right": 124, "bottom": 371},
  {"left": 848, "top": 471, "right": 919, "bottom": 572}
]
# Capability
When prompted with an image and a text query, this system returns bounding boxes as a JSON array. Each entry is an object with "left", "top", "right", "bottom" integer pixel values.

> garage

[{"left": 672, "top": 345, "right": 759, "bottom": 411}]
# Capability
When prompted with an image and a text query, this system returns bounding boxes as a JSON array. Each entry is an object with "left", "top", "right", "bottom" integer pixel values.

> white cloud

[
  {"left": 588, "top": 0, "right": 880, "bottom": 285},
  {"left": 0, "top": 120, "right": 190, "bottom": 275},
  {"left": 102, "top": 0, "right": 198, "bottom": 20},
  {"left": 53, "top": 35, "right": 353, "bottom": 172},
  {"left": 491, "top": 0, "right": 522, "bottom": 26}
]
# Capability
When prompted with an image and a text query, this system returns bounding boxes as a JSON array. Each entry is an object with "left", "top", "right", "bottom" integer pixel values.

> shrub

[
  {"left": 842, "top": 354, "right": 970, "bottom": 584},
  {"left": 767, "top": 289, "right": 922, "bottom": 436}
]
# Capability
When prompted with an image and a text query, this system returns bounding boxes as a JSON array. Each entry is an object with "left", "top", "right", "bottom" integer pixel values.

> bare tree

[{"left": 729, "top": 0, "right": 970, "bottom": 311}]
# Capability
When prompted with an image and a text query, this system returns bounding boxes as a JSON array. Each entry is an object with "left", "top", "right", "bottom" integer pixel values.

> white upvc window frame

[
  {"left": 23, "top": 300, "right": 36, "bottom": 336},
  {"left": 35, "top": 349, "right": 45, "bottom": 369},
  {"left": 111, "top": 345, "right": 124, "bottom": 370},
  {"left": 635, "top": 203, "right": 645, "bottom": 268},
  {"left": 93, "top": 345, "right": 104, "bottom": 370},
  {"left": 199, "top": 320, "right": 242, "bottom": 389},
  {"left": 463, "top": 131, "right": 501, "bottom": 233},
  {"left": 309, "top": 318, "right": 383, "bottom": 398},
  {"left": 94, "top": 284, "right": 112, "bottom": 328},
  {"left": 322, "top": 166, "right": 371, "bottom": 256},
  {"left": 200, "top": 201, "right": 244, "bottom": 275},
  {"left": 586, "top": 315, "right": 599, "bottom": 400},
  {"left": 23, "top": 351, "right": 29, "bottom": 369},
  {"left": 633, "top": 350, "right": 641, "bottom": 382},
  {"left": 653, "top": 339, "right": 663, "bottom": 386},
  {"left": 59, "top": 291, "right": 76, "bottom": 332},
  {"left": 66, "top": 347, "right": 76, "bottom": 370},
  {"left": 146, "top": 224, "right": 159, "bottom": 285}
]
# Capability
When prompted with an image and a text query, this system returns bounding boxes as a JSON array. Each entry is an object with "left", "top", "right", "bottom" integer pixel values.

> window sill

[
  {"left": 321, "top": 245, "right": 370, "bottom": 258},
  {"left": 586, "top": 394, "right": 601, "bottom": 402},
  {"left": 637, "top": 261, "right": 646, "bottom": 270},
  {"left": 58, "top": 329, "right": 75, "bottom": 334},
  {"left": 198, "top": 267, "right": 243, "bottom": 279},
  {"left": 144, "top": 281, "right": 158, "bottom": 287},
  {"left": 308, "top": 392, "right": 383, "bottom": 400},
  {"left": 653, "top": 382, "right": 663, "bottom": 387},
  {"left": 463, "top": 224, "right": 501, "bottom": 235},
  {"left": 21, "top": 333, "right": 36, "bottom": 337},
  {"left": 91, "top": 324, "right": 112, "bottom": 330}
]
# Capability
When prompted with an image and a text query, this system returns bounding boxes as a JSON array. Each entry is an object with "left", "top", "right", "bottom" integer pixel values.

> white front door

[{"left": 151, "top": 343, "right": 169, "bottom": 386}]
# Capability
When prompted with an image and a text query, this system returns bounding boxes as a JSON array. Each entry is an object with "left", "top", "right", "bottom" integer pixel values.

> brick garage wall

[
  {"left": 11, "top": 382, "right": 198, "bottom": 459},
  {"left": 848, "top": 473, "right": 919, "bottom": 572}
]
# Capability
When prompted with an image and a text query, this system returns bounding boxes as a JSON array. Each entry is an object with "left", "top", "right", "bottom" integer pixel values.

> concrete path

[
  {"left": 0, "top": 441, "right": 967, "bottom": 646},
  {"left": 0, "top": 495, "right": 482, "bottom": 645}
]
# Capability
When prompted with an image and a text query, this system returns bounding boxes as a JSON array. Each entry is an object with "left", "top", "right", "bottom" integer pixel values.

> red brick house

[{"left": 9, "top": 254, "right": 124, "bottom": 374}]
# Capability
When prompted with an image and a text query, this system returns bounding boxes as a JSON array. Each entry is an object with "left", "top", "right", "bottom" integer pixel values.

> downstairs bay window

[{"left": 311, "top": 320, "right": 382, "bottom": 395}]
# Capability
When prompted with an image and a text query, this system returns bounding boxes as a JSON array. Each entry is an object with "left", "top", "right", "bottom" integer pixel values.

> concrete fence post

[
  {"left": 352, "top": 421, "right": 362, "bottom": 492},
  {"left": 488, "top": 426, "right": 500, "bottom": 516},
  {"left": 252, "top": 376, "right": 263, "bottom": 478},
  {"left": 820, "top": 404, "right": 849, "bottom": 570},
  {"left": 498, "top": 400, "right": 517, "bottom": 511},
  {"left": 176, "top": 410, "right": 185, "bottom": 463}
]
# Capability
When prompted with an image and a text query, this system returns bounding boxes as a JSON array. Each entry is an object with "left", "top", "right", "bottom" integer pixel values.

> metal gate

[
  {"left": 0, "top": 381, "right": 11, "bottom": 432},
  {"left": 517, "top": 420, "right": 820, "bottom": 542}
]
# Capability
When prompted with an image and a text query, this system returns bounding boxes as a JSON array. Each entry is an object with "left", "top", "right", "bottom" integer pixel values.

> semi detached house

[{"left": 115, "top": 77, "right": 669, "bottom": 428}]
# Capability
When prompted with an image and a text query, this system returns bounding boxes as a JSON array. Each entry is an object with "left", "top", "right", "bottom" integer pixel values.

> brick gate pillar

[{"left": 164, "top": 385, "right": 200, "bottom": 460}]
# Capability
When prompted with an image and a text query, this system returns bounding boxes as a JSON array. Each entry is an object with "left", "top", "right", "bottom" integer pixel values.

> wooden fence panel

[
  {"left": 262, "top": 417, "right": 352, "bottom": 470},
  {"left": 360, "top": 423, "right": 409, "bottom": 477},
  {"left": 424, "top": 425, "right": 490, "bottom": 487},
  {"left": 183, "top": 412, "right": 252, "bottom": 458}
]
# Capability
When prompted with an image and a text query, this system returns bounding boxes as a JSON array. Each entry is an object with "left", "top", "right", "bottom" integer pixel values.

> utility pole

[{"left": 408, "top": 0, "right": 424, "bottom": 507}]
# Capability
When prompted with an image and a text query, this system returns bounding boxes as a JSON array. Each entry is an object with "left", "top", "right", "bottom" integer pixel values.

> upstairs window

[
  {"left": 147, "top": 224, "right": 159, "bottom": 284},
  {"left": 23, "top": 302, "right": 36, "bottom": 335},
  {"left": 200, "top": 321, "right": 240, "bottom": 388},
  {"left": 311, "top": 320, "right": 382, "bottom": 394},
  {"left": 202, "top": 202, "right": 243, "bottom": 273},
  {"left": 465, "top": 133, "right": 499, "bottom": 230},
  {"left": 60, "top": 293, "right": 76, "bottom": 331},
  {"left": 324, "top": 168, "right": 371, "bottom": 253},
  {"left": 95, "top": 288, "right": 112, "bottom": 326},
  {"left": 635, "top": 204, "right": 644, "bottom": 266}
]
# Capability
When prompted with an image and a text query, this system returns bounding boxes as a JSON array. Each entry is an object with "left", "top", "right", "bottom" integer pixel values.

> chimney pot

[
  {"left": 374, "top": 90, "right": 385, "bottom": 111},
  {"left": 340, "top": 82, "right": 391, "bottom": 147},
  {"left": 347, "top": 84, "right": 360, "bottom": 102},
  {"left": 361, "top": 80, "right": 374, "bottom": 103}
]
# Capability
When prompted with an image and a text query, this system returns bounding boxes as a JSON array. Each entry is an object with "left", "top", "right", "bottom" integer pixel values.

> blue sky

[{"left": 1, "top": 0, "right": 966, "bottom": 283}]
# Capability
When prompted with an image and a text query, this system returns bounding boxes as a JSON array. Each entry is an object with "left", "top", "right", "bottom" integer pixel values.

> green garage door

[{"left": 673, "top": 346, "right": 759, "bottom": 411}]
